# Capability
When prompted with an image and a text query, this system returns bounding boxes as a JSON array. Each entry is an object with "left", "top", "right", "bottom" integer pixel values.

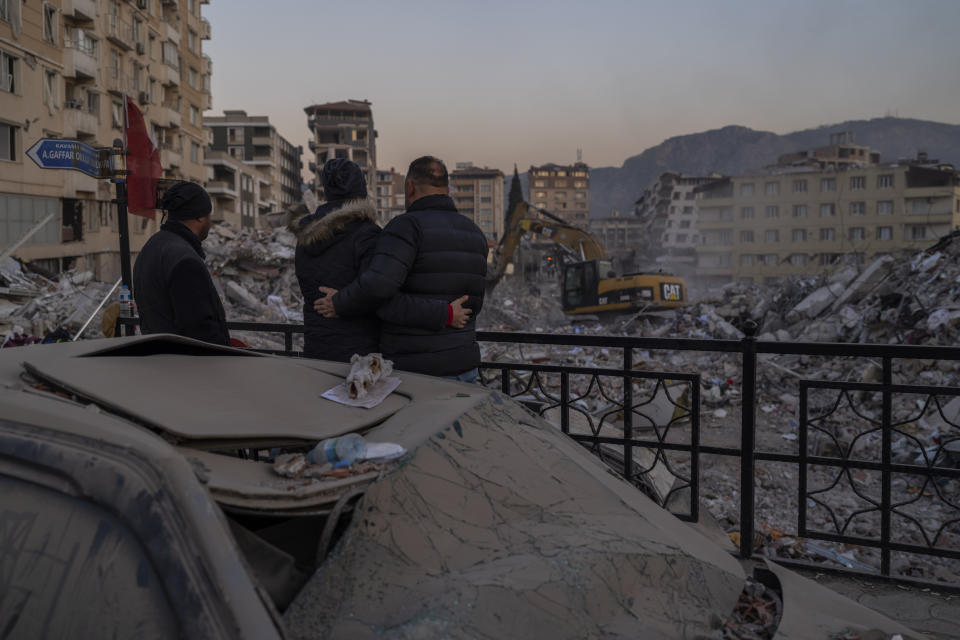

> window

[
  {"left": 740, "top": 230, "right": 754, "bottom": 242},
  {"left": 228, "top": 146, "right": 243, "bottom": 159},
  {"left": 555, "top": 180, "right": 567, "bottom": 188},
  {"left": 740, "top": 206, "right": 754, "bottom": 219},
  {"left": 676, "top": 234, "right": 688, "bottom": 243},
  {"left": 877, "top": 174, "right": 894, "bottom": 189},
  {"left": 189, "top": 104, "right": 199, "bottom": 126},
  {"left": 764, "top": 254, "right": 778, "bottom": 266},
  {"left": 0, "top": 122, "right": 17, "bottom": 160},
  {"left": 849, "top": 227, "right": 865, "bottom": 241},
  {"left": 820, "top": 203, "right": 835, "bottom": 217},
  {"left": 718, "top": 230, "right": 733, "bottom": 243},
  {"left": 43, "top": 3, "right": 58, "bottom": 44},
  {"left": 679, "top": 220, "right": 690, "bottom": 228},
  {"left": 534, "top": 191, "right": 546, "bottom": 199},
  {"left": 820, "top": 178, "right": 836, "bottom": 192},
  {"left": 575, "top": 192, "right": 586, "bottom": 199},
  {"left": 111, "top": 101, "right": 122, "bottom": 128},
  {"left": 188, "top": 66, "right": 197, "bottom": 88},
  {"left": 188, "top": 30, "right": 197, "bottom": 52},
  {"left": 849, "top": 201, "right": 866, "bottom": 216},
  {"left": 765, "top": 205, "right": 779, "bottom": 218},
  {"left": 554, "top": 191, "right": 567, "bottom": 199},
  {"left": 792, "top": 229, "right": 807, "bottom": 242},
  {"left": 764, "top": 229, "right": 779, "bottom": 242},
  {"left": 819, "top": 228, "right": 836, "bottom": 241},
  {"left": 0, "top": 49, "right": 16, "bottom": 93},
  {"left": 479, "top": 184, "right": 491, "bottom": 193},
  {"left": 910, "top": 225, "right": 926, "bottom": 240},
  {"left": 533, "top": 180, "right": 545, "bottom": 188},
  {"left": 765, "top": 182, "right": 779, "bottom": 195},
  {"left": 682, "top": 206, "right": 693, "bottom": 214},
  {"left": 877, "top": 226, "right": 892, "bottom": 240},
  {"left": 792, "top": 204, "right": 807, "bottom": 218},
  {"left": 573, "top": 180, "right": 586, "bottom": 188},
  {"left": 850, "top": 176, "right": 866, "bottom": 190},
  {"left": 148, "top": 34, "right": 156, "bottom": 60},
  {"left": 789, "top": 254, "right": 807, "bottom": 266},
  {"left": 793, "top": 179, "right": 808, "bottom": 193},
  {"left": 740, "top": 183, "right": 755, "bottom": 196},
  {"left": 740, "top": 254, "right": 755, "bottom": 266},
  {"left": 190, "top": 141, "right": 199, "bottom": 163},
  {"left": 43, "top": 70, "right": 57, "bottom": 109},
  {"left": 877, "top": 200, "right": 894, "bottom": 215}
]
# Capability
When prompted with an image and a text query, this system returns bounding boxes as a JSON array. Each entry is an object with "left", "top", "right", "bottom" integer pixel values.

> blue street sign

[{"left": 26, "top": 138, "right": 111, "bottom": 178}]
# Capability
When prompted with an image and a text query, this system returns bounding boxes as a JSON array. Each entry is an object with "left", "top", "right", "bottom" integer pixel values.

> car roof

[{"left": 7, "top": 334, "right": 408, "bottom": 446}]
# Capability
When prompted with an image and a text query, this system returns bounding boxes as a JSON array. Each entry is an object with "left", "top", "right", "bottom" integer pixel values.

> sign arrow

[{"left": 26, "top": 138, "right": 112, "bottom": 178}]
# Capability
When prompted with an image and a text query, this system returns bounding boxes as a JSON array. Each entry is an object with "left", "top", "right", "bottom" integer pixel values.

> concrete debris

[{"left": 481, "top": 231, "right": 960, "bottom": 586}]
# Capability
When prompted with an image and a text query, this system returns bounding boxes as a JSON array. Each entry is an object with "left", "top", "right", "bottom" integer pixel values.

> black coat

[
  {"left": 291, "top": 199, "right": 380, "bottom": 361},
  {"left": 291, "top": 198, "right": 446, "bottom": 362},
  {"left": 132, "top": 221, "right": 230, "bottom": 345},
  {"left": 333, "top": 194, "right": 489, "bottom": 376}
]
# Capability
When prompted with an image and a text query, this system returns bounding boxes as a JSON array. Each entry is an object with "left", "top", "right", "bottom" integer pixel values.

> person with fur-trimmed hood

[{"left": 290, "top": 159, "right": 468, "bottom": 362}]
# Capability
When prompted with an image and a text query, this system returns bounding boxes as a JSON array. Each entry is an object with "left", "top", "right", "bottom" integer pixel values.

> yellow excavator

[{"left": 488, "top": 202, "right": 687, "bottom": 315}]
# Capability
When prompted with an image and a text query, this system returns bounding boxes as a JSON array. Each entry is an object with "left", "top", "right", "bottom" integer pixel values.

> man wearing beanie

[{"left": 133, "top": 181, "right": 230, "bottom": 345}]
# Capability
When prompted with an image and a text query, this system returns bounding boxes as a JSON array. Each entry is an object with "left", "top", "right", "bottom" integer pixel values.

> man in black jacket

[
  {"left": 316, "top": 156, "right": 488, "bottom": 380},
  {"left": 133, "top": 181, "right": 230, "bottom": 346}
]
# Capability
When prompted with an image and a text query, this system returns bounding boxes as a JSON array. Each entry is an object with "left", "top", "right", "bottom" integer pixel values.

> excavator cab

[{"left": 562, "top": 260, "right": 599, "bottom": 311}]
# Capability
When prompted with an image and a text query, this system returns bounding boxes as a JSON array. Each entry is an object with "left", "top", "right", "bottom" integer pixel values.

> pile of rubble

[
  {"left": 0, "top": 257, "right": 116, "bottom": 342},
  {"left": 480, "top": 233, "right": 960, "bottom": 585}
]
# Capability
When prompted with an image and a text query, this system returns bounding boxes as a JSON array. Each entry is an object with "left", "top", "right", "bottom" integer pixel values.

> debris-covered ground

[{"left": 480, "top": 232, "right": 960, "bottom": 587}]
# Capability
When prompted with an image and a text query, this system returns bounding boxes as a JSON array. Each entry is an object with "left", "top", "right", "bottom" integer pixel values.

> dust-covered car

[{"left": 0, "top": 335, "right": 919, "bottom": 639}]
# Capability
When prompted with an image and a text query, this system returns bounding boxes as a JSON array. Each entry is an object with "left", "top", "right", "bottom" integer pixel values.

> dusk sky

[{"left": 203, "top": 0, "right": 960, "bottom": 177}]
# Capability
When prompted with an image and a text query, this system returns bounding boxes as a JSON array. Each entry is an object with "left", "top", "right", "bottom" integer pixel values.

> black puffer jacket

[
  {"left": 333, "top": 194, "right": 489, "bottom": 376},
  {"left": 291, "top": 199, "right": 447, "bottom": 362},
  {"left": 132, "top": 221, "right": 230, "bottom": 345},
  {"left": 291, "top": 198, "right": 381, "bottom": 361}
]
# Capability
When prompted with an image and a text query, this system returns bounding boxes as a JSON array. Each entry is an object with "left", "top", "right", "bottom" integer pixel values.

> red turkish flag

[{"left": 124, "top": 95, "right": 162, "bottom": 218}]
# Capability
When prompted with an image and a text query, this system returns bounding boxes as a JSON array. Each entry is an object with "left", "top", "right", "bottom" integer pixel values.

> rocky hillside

[{"left": 581, "top": 117, "right": 960, "bottom": 218}]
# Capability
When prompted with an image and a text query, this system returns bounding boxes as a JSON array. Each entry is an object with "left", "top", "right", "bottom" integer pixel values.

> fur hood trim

[{"left": 287, "top": 198, "right": 377, "bottom": 248}]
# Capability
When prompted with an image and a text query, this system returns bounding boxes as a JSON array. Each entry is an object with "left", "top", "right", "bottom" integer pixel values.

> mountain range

[{"left": 515, "top": 117, "right": 960, "bottom": 219}]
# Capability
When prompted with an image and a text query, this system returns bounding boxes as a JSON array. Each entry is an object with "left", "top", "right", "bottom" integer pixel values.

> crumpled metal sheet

[{"left": 283, "top": 395, "right": 745, "bottom": 639}]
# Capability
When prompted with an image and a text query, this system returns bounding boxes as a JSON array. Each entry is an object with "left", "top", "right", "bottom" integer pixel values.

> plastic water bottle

[
  {"left": 119, "top": 285, "right": 132, "bottom": 318},
  {"left": 307, "top": 433, "right": 366, "bottom": 465}
]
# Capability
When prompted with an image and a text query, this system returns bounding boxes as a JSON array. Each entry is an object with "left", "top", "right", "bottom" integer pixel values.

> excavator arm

[{"left": 486, "top": 202, "right": 606, "bottom": 289}]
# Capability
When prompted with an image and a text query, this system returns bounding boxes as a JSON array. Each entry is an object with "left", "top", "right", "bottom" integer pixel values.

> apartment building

[
  {"left": 696, "top": 146, "right": 960, "bottom": 286},
  {"left": 203, "top": 150, "right": 263, "bottom": 229},
  {"left": 0, "top": 0, "right": 212, "bottom": 280},
  {"left": 528, "top": 162, "right": 589, "bottom": 225},
  {"left": 305, "top": 100, "right": 376, "bottom": 199},
  {"left": 450, "top": 163, "right": 504, "bottom": 242},
  {"left": 634, "top": 172, "right": 718, "bottom": 277},
  {"left": 588, "top": 211, "right": 644, "bottom": 272},
  {"left": 205, "top": 110, "right": 303, "bottom": 219},
  {"left": 374, "top": 168, "right": 404, "bottom": 226}
]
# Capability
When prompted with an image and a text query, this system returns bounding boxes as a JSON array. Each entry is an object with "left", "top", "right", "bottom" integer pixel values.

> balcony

[
  {"left": 63, "top": 42, "right": 98, "bottom": 80},
  {"left": 105, "top": 70, "right": 133, "bottom": 95},
  {"left": 202, "top": 54, "right": 212, "bottom": 75},
  {"left": 164, "top": 19, "right": 180, "bottom": 45},
  {"left": 248, "top": 151, "right": 275, "bottom": 167},
  {"left": 162, "top": 101, "right": 181, "bottom": 128},
  {"left": 206, "top": 180, "right": 237, "bottom": 197},
  {"left": 62, "top": 0, "right": 96, "bottom": 22},
  {"left": 160, "top": 143, "right": 182, "bottom": 168},
  {"left": 63, "top": 102, "right": 99, "bottom": 137},
  {"left": 106, "top": 18, "right": 134, "bottom": 50},
  {"left": 158, "top": 61, "right": 180, "bottom": 87},
  {"left": 251, "top": 135, "right": 272, "bottom": 146},
  {"left": 199, "top": 17, "right": 211, "bottom": 39}
]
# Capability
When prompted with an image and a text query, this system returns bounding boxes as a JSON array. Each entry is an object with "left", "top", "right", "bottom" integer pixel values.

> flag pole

[{"left": 115, "top": 93, "right": 132, "bottom": 291}]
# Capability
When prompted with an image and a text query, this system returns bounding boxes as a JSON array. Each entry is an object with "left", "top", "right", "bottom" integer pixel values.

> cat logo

[{"left": 660, "top": 283, "right": 683, "bottom": 301}]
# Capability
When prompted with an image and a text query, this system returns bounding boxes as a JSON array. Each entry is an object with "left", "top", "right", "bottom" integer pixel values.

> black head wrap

[
  {"left": 161, "top": 181, "right": 212, "bottom": 221},
  {"left": 321, "top": 159, "right": 368, "bottom": 203}
]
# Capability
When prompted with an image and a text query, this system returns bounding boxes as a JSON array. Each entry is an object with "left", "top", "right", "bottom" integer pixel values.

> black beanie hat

[
  {"left": 321, "top": 158, "right": 368, "bottom": 202},
  {"left": 161, "top": 181, "right": 212, "bottom": 221}
]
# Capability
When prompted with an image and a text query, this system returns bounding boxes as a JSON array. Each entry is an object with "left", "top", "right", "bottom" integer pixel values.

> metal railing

[{"left": 116, "top": 318, "right": 960, "bottom": 589}]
